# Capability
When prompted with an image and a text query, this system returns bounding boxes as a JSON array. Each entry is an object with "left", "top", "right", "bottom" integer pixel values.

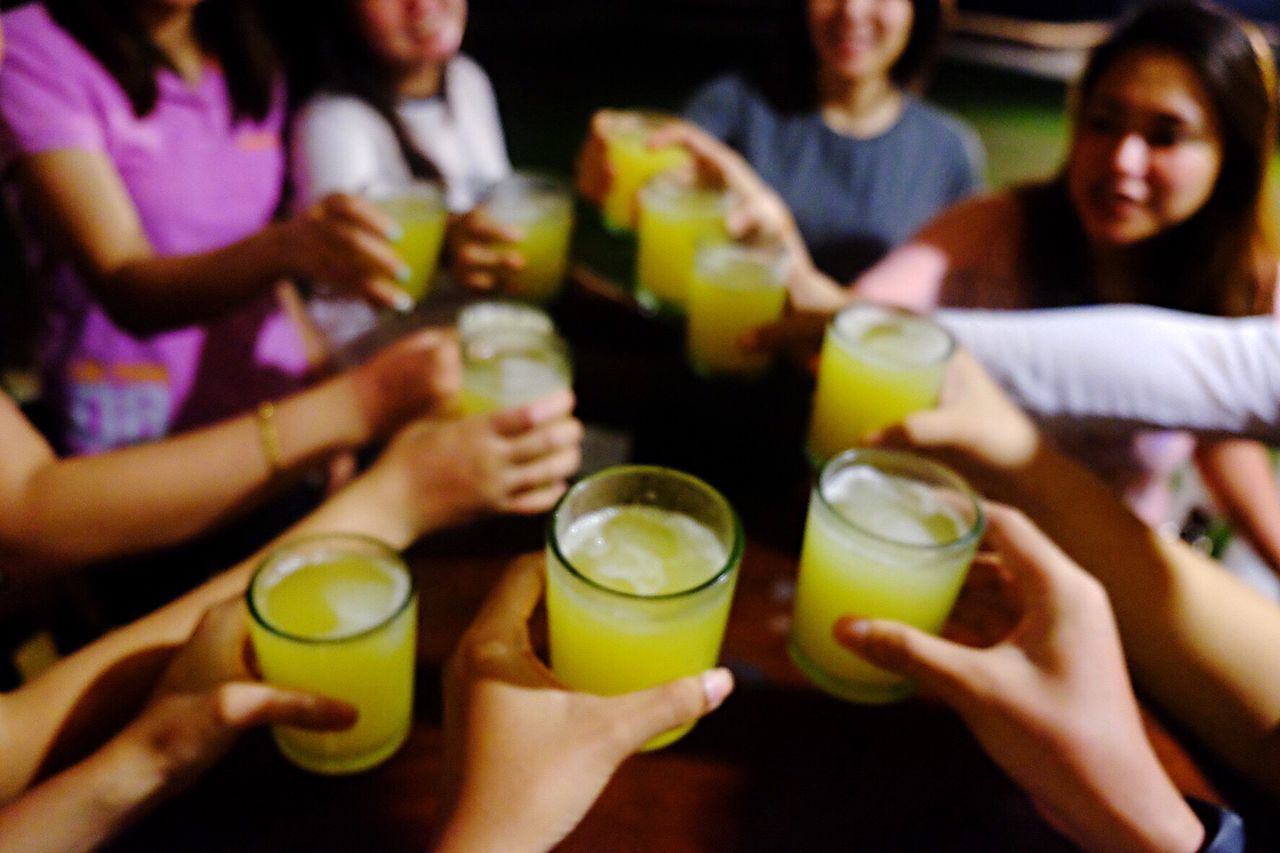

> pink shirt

[{"left": 0, "top": 4, "right": 306, "bottom": 453}]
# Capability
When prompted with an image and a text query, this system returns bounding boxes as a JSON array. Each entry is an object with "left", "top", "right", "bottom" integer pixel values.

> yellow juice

[
  {"left": 248, "top": 542, "right": 416, "bottom": 773},
  {"left": 789, "top": 451, "right": 981, "bottom": 703},
  {"left": 546, "top": 505, "right": 738, "bottom": 748},
  {"left": 485, "top": 173, "right": 575, "bottom": 302},
  {"left": 458, "top": 302, "right": 571, "bottom": 414},
  {"left": 373, "top": 183, "right": 448, "bottom": 304},
  {"left": 602, "top": 115, "right": 692, "bottom": 232},
  {"left": 808, "top": 304, "right": 954, "bottom": 464},
  {"left": 635, "top": 182, "right": 729, "bottom": 311},
  {"left": 686, "top": 241, "right": 788, "bottom": 374}
]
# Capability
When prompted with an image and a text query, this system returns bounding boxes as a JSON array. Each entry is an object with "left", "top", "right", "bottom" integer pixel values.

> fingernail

[
  {"left": 396, "top": 264, "right": 412, "bottom": 283},
  {"left": 701, "top": 667, "right": 734, "bottom": 710},
  {"left": 844, "top": 618, "right": 872, "bottom": 640},
  {"left": 385, "top": 222, "right": 404, "bottom": 241},
  {"left": 390, "top": 290, "right": 414, "bottom": 313}
]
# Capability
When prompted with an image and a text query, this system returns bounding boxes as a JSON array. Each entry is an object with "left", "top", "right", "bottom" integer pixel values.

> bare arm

[
  {"left": 882, "top": 353, "right": 1280, "bottom": 796},
  {"left": 15, "top": 151, "right": 407, "bottom": 335},
  {"left": 1195, "top": 437, "right": 1280, "bottom": 577},
  {"left": 0, "top": 329, "right": 459, "bottom": 574},
  {"left": 0, "top": 390, "right": 582, "bottom": 800}
]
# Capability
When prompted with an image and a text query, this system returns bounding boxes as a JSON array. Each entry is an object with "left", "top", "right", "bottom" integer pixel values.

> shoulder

[
  {"left": 289, "top": 93, "right": 399, "bottom": 201},
  {"left": 899, "top": 99, "right": 984, "bottom": 160},
  {"left": 684, "top": 73, "right": 768, "bottom": 141},
  {"left": 686, "top": 74, "right": 759, "bottom": 115},
  {"left": 444, "top": 53, "right": 496, "bottom": 95},
  {"left": 917, "top": 191, "right": 1019, "bottom": 243},
  {"left": 1, "top": 4, "right": 109, "bottom": 95},
  {"left": 292, "top": 93, "right": 388, "bottom": 139},
  {"left": 0, "top": 5, "right": 121, "bottom": 160}
]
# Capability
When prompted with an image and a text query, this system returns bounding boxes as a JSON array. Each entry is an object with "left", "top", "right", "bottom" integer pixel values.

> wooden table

[{"left": 105, "top": 503, "right": 1220, "bottom": 852}]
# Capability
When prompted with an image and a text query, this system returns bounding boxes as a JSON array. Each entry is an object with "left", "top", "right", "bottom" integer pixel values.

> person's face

[
  {"left": 1066, "top": 48, "right": 1224, "bottom": 247},
  {"left": 356, "top": 0, "right": 466, "bottom": 70},
  {"left": 807, "top": 0, "right": 914, "bottom": 85}
]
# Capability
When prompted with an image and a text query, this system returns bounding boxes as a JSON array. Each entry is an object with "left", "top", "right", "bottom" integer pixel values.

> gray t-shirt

[{"left": 684, "top": 74, "right": 985, "bottom": 282}]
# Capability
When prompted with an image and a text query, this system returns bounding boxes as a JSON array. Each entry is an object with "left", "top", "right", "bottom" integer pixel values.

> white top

[
  {"left": 939, "top": 305, "right": 1280, "bottom": 442},
  {"left": 289, "top": 53, "right": 510, "bottom": 212}
]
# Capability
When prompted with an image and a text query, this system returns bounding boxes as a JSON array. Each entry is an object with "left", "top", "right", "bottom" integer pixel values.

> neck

[
  {"left": 136, "top": 4, "right": 204, "bottom": 82},
  {"left": 817, "top": 69, "right": 903, "bottom": 137},
  {"left": 395, "top": 62, "right": 444, "bottom": 100},
  {"left": 1089, "top": 244, "right": 1144, "bottom": 303}
]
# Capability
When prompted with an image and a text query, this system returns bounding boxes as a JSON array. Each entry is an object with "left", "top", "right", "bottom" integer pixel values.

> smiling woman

[{"left": 838, "top": 0, "right": 1280, "bottom": 575}]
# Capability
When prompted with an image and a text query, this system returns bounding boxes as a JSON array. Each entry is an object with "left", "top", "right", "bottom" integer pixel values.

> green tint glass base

[
  {"left": 787, "top": 639, "right": 915, "bottom": 705},
  {"left": 273, "top": 722, "right": 410, "bottom": 775},
  {"left": 641, "top": 720, "right": 696, "bottom": 751}
]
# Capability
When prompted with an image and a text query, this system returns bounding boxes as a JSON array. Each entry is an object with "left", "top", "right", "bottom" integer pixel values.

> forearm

[
  {"left": 1194, "top": 438, "right": 1280, "bottom": 575},
  {"left": 998, "top": 445, "right": 1280, "bottom": 793},
  {"left": 938, "top": 307, "right": 1280, "bottom": 441},
  {"left": 0, "top": 735, "right": 165, "bottom": 851},
  {"left": 0, "top": 456, "right": 418, "bottom": 798},
  {"left": 3, "top": 374, "right": 370, "bottom": 573},
  {"left": 100, "top": 225, "right": 294, "bottom": 335}
]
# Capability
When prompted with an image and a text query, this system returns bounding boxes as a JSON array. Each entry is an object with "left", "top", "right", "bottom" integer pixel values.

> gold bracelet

[{"left": 256, "top": 401, "right": 284, "bottom": 474}]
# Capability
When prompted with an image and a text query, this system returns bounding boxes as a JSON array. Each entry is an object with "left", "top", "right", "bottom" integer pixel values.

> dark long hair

[
  {"left": 752, "top": 0, "right": 948, "bottom": 114},
  {"left": 43, "top": 0, "right": 278, "bottom": 122},
  {"left": 1020, "top": 0, "right": 1277, "bottom": 316},
  {"left": 274, "top": 0, "right": 442, "bottom": 181}
]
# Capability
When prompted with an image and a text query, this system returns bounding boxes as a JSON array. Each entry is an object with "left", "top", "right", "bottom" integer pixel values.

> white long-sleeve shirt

[{"left": 939, "top": 305, "right": 1280, "bottom": 442}]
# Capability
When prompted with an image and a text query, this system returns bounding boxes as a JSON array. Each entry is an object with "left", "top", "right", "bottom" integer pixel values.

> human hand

[
  {"left": 277, "top": 192, "right": 412, "bottom": 311},
  {"left": 834, "top": 504, "right": 1204, "bottom": 853},
  {"left": 350, "top": 327, "right": 463, "bottom": 438},
  {"left": 739, "top": 308, "right": 831, "bottom": 372},
  {"left": 448, "top": 208, "right": 525, "bottom": 292},
  {"left": 869, "top": 349, "right": 1042, "bottom": 482},
  {"left": 574, "top": 109, "right": 619, "bottom": 205},
  {"left": 437, "top": 554, "right": 734, "bottom": 852},
  {"left": 109, "top": 598, "right": 355, "bottom": 795},
  {"left": 373, "top": 389, "right": 584, "bottom": 536}
]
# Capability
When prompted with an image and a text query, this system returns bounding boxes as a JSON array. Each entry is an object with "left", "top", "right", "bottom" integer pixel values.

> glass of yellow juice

[
  {"left": 789, "top": 449, "right": 983, "bottom": 703},
  {"left": 457, "top": 301, "right": 572, "bottom": 415},
  {"left": 635, "top": 176, "right": 731, "bottom": 314},
  {"left": 807, "top": 303, "right": 955, "bottom": 466},
  {"left": 545, "top": 465, "right": 743, "bottom": 749},
  {"left": 246, "top": 534, "right": 417, "bottom": 774},
  {"left": 601, "top": 112, "right": 692, "bottom": 232},
  {"left": 686, "top": 239, "right": 789, "bottom": 375},
  {"left": 482, "top": 172, "right": 575, "bottom": 303},
  {"left": 368, "top": 180, "right": 448, "bottom": 306}
]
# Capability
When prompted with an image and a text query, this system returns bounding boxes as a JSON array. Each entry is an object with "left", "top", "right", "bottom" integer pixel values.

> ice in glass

[
  {"left": 247, "top": 535, "right": 417, "bottom": 773},
  {"left": 483, "top": 172, "right": 575, "bottom": 302},
  {"left": 807, "top": 303, "right": 955, "bottom": 465},
  {"left": 789, "top": 450, "right": 983, "bottom": 703},
  {"left": 686, "top": 240, "right": 789, "bottom": 375},
  {"left": 545, "top": 466, "right": 743, "bottom": 748},
  {"left": 457, "top": 301, "right": 572, "bottom": 414}
]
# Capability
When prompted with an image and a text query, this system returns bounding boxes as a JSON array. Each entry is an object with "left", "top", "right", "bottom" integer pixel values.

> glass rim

[
  {"left": 365, "top": 178, "right": 446, "bottom": 206},
  {"left": 693, "top": 238, "right": 791, "bottom": 287},
  {"left": 605, "top": 110, "right": 680, "bottom": 139},
  {"left": 827, "top": 302, "right": 956, "bottom": 369},
  {"left": 246, "top": 533, "right": 416, "bottom": 645},
  {"left": 638, "top": 174, "right": 732, "bottom": 212},
  {"left": 547, "top": 465, "right": 745, "bottom": 602},
  {"left": 816, "top": 449, "right": 985, "bottom": 552},
  {"left": 483, "top": 170, "right": 572, "bottom": 206}
]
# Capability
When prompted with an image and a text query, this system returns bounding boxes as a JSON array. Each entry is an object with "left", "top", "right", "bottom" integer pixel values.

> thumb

[
  {"left": 598, "top": 668, "right": 734, "bottom": 756},
  {"left": 215, "top": 682, "right": 358, "bottom": 732},
  {"left": 834, "top": 617, "right": 980, "bottom": 704}
]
